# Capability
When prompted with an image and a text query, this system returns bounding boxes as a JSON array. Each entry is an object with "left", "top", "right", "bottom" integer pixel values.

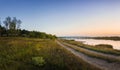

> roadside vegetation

[
  {"left": 95, "top": 44, "right": 113, "bottom": 49},
  {"left": 60, "top": 39, "right": 120, "bottom": 62},
  {"left": 62, "top": 39, "right": 120, "bottom": 56},
  {"left": 0, "top": 37, "right": 101, "bottom": 70}
]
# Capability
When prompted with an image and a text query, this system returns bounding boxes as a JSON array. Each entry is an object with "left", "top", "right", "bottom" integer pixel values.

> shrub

[
  {"left": 32, "top": 57, "right": 45, "bottom": 66},
  {"left": 95, "top": 44, "right": 113, "bottom": 48}
]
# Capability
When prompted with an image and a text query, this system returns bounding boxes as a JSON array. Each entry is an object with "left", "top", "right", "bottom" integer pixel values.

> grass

[
  {"left": 0, "top": 37, "right": 101, "bottom": 70},
  {"left": 95, "top": 44, "right": 113, "bottom": 48},
  {"left": 60, "top": 39, "right": 120, "bottom": 62},
  {"left": 63, "top": 39, "right": 120, "bottom": 56}
]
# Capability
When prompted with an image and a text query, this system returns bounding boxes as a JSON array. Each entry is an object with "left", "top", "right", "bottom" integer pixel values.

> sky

[{"left": 0, "top": 0, "right": 120, "bottom": 36}]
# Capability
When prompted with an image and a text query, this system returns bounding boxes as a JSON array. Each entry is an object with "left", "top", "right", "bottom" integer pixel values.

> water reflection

[{"left": 75, "top": 39, "right": 120, "bottom": 50}]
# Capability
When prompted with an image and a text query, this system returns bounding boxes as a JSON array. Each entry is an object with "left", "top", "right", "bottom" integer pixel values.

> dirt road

[{"left": 56, "top": 40, "right": 120, "bottom": 70}]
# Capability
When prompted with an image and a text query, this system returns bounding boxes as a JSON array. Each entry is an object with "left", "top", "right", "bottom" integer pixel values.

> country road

[{"left": 56, "top": 40, "right": 120, "bottom": 70}]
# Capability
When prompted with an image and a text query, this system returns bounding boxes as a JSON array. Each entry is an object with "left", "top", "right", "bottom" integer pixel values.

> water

[{"left": 74, "top": 39, "right": 120, "bottom": 50}]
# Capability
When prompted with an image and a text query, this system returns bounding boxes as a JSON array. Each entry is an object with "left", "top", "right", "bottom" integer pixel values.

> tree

[
  {"left": 0, "top": 16, "right": 56, "bottom": 38},
  {"left": 0, "top": 18, "right": 6, "bottom": 37},
  {"left": 10, "top": 17, "right": 17, "bottom": 30},
  {"left": 3, "top": 17, "right": 22, "bottom": 36},
  {"left": 3, "top": 16, "right": 11, "bottom": 30},
  {"left": 0, "top": 18, "right": 1, "bottom": 26},
  {"left": 17, "top": 20, "right": 22, "bottom": 30},
  {"left": 3, "top": 17, "right": 11, "bottom": 36},
  {"left": 0, "top": 18, "right": 2, "bottom": 36}
]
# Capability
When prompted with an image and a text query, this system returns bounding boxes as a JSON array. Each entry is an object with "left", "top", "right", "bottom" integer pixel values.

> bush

[
  {"left": 95, "top": 44, "right": 113, "bottom": 48},
  {"left": 32, "top": 57, "right": 45, "bottom": 67}
]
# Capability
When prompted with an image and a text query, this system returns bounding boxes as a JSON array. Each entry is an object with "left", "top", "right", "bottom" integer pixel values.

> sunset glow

[{"left": 0, "top": 0, "right": 120, "bottom": 36}]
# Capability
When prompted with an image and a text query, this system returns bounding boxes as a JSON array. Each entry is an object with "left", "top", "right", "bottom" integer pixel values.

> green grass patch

[{"left": 32, "top": 57, "right": 46, "bottom": 66}]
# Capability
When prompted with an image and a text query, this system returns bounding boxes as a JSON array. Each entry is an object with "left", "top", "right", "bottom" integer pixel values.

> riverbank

[
  {"left": 58, "top": 39, "right": 120, "bottom": 70},
  {"left": 62, "top": 39, "right": 120, "bottom": 55}
]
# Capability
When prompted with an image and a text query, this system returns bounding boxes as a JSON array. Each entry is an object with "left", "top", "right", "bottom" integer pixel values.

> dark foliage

[{"left": 0, "top": 17, "right": 56, "bottom": 39}]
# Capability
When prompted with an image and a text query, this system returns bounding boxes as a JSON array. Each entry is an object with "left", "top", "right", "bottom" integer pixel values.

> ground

[{"left": 0, "top": 37, "right": 100, "bottom": 70}]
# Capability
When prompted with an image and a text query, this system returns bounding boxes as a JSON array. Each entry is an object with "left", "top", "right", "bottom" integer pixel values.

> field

[{"left": 0, "top": 37, "right": 100, "bottom": 70}]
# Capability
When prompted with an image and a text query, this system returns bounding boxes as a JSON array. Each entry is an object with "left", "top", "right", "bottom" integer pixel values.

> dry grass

[{"left": 0, "top": 37, "right": 101, "bottom": 70}]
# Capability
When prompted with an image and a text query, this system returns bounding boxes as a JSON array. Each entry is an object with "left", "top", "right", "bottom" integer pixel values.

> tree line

[{"left": 0, "top": 16, "right": 56, "bottom": 39}]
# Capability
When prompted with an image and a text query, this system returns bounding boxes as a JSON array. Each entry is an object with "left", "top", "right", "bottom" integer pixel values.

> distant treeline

[
  {"left": 60, "top": 36, "right": 120, "bottom": 41},
  {"left": 80, "top": 36, "right": 120, "bottom": 41},
  {"left": 0, "top": 16, "right": 56, "bottom": 39},
  {"left": 90, "top": 37, "right": 120, "bottom": 41}
]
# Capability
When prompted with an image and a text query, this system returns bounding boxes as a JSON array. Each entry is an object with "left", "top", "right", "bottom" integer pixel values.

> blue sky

[{"left": 0, "top": 0, "right": 120, "bottom": 36}]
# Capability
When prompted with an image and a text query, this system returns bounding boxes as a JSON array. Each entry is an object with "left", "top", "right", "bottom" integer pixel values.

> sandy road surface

[{"left": 56, "top": 40, "right": 120, "bottom": 70}]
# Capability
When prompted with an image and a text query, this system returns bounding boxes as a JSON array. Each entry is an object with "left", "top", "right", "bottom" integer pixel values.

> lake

[
  {"left": 64, "top": 38, "right": 120, "bottom": 50},
  {"left": 75, "top": 39, "right": 120, "bottom": 50}
]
